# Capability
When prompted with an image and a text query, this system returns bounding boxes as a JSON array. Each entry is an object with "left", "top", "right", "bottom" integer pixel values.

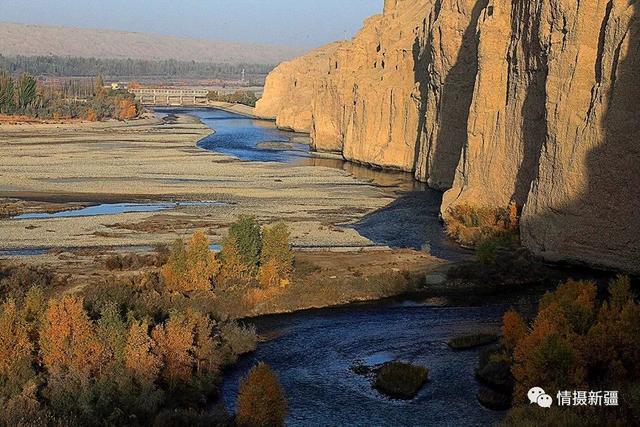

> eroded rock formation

[{"left": 257, "top": 0, "right": 640, "bottom": 273}]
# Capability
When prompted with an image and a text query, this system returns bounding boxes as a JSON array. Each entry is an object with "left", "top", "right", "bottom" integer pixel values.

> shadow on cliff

[
  {"left": 350, "top": 189, "right": 471, "bottom": 261},
  {"left": 413, "top": 0, "right": 488, "bottom": 189},
  {"left": 523, "top": 2, "right": 640, "bottom": 272},
  {"left": 512, "top": 0, "right": 548, "bottom": 205}
]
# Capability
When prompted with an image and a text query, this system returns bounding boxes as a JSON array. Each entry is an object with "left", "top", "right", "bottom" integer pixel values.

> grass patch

[
  {"left": 374, "top": 361, "right": 429, "bottom": 400},
  {"left": 448, "top": 333, "right": 498, "bottom": 350}
]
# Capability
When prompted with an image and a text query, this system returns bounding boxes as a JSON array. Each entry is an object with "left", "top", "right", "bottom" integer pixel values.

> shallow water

[
  {"left": 158, "top": 108, "right": 426, "bottom": 193},
  {"left": 12, "top": 201, "right": 225, "bottom": 220},
  {"left": 222, "top": 302, "right": 506, "bottom": 427}
]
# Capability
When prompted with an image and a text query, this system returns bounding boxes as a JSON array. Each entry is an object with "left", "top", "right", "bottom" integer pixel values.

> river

[{"left": 158, "top": 108, "right": 505, "bottom": 426}]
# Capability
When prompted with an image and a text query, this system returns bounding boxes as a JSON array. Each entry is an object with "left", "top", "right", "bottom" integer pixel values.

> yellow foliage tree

[
  {"left": 161, "top": 231, "right": 220, "bottom": 292},
  {"left": 151, "top": 312, "right": 196, "bottom": 383},
  {"left": 258, "top": 223, "right": 293, "bottom": 288},
  {"left": 125, "top": 319, "right": 161, "bottom": 387},
  {"left": 236, "top": 362, "right": 287, "bottom": 427},
  {"left": 219, "top": 234, "right": 252, "bottom": 287},
  {"left": 39, "top": 296, "right": 103, "bottom": 379}
]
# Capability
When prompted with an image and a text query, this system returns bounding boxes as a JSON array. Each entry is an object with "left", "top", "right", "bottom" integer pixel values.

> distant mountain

[{"left": 0, "top": 22, "right": 305, "bottom": 64}]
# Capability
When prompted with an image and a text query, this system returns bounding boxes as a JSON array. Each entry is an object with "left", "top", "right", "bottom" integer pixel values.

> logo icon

[{"left": 528, "top": 387, "right": 553, "bottom": 408}]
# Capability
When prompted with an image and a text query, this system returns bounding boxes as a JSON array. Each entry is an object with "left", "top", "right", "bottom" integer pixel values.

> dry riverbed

[
  {"left": 0, "top": 113, "right": 452, "bottom": 300},
  {"left": 0, "top": 113, "right": 394, "bottom": 250}
]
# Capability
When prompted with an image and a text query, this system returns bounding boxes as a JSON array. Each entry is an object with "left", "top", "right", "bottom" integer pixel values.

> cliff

[
  {"left": 258, "top": 0, "right": 640, "bottom": 273},
  {"left": 255, "top": 42, "right": 343, "bottom": 132}
]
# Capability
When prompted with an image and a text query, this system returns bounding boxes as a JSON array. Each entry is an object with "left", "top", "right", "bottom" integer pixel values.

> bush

[
  {"left": 444, "top": 202, "right": 519, "bottom": 247},
  {"left": 219, "top": 321, "right": 257, "bottom": 361},
  {"left": 0, "top": 263, "right": 61, "bottom": 301},
  {"left": 374, "top": 361, "right": 428, "bottom": 399},
  {"left": 236, "top": 363, "right": 287, "bottom": 427},
  {"left": 448, "top": 333, "right": 498, "bottom": 350}
]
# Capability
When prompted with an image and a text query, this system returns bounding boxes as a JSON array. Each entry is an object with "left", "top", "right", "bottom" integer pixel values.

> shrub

[
  {"left": 444, "top": 202, "right": 519, "bottom": 247},
  {"left": 236, "top": 363, "right": 287, "bottom": 427},
  {"left": 219, "top": 321, "right": 257, "bottom": 360},
  {"left": 448, "top": 333, "right": 498, "bottom": 350},
  {"left": 374, "top": 361, "right": 428, "bottom": 399}
]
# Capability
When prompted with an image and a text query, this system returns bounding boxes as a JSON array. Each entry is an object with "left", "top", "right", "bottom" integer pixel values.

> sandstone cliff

[
  {"left": 258, "top": 0, "right": 640, "bottom": 273},
  {"left": 254, "top": 43, "right": 343, "bottom": 132}
]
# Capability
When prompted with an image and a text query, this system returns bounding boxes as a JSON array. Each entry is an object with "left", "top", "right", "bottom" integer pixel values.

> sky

[{"left": 0, "top": 0, "right": 384, "bottom": 48}]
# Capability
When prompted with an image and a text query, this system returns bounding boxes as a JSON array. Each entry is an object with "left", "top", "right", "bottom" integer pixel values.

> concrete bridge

[{"left": 130, "top": 88, "right": 209, "bottom": 106}]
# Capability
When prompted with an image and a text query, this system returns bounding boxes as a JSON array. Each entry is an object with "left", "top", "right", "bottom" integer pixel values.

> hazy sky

[{"left": 0, "top": 0, "right": 384, "bottom": 48}]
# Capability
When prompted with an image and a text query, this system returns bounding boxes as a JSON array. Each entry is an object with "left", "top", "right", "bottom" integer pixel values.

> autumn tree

[
  {"left": 39, "top": 296, "right": 104, "bottom": 416},
  {"left": 152, "top": 311, "right": 196, "bottom": 384},
  {"left": 236, "top": 362, "right": 287, "bottom": 427},
  {"left": 258, "top": 222, "right": 293, "bottom": 288},
  {"left": 94, "top": 74, "right": 106, "bottom": 98},
  {"left": 0, "top": 71, "right": 15, "bottom": 113},
  {"left": 161, "top": 231, "right": 219, "bottom": 292},
  {"left": 0, "top": 300, "right": 35, "bottom": 400},
  {"left": 15, "top": 73, "right": 37, "bottom": 110},
  {"left": 219, "top": 234, "right": 252, "bottom": 287},
  {"left": 502, "top": 309, "right": 527, "bottom": 353},
  {"left": 116, "top": 97, "right": 138, "bottom": 120},
  {"left": 124, "top": 319, "right": 161, "bottom": 388}
]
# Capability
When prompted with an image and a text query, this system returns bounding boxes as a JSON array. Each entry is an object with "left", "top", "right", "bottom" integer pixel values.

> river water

[
  {"left": 222, "top": 302, "right": 506, "bottom": 427},
  {"left": 157, "top": 108, "right": 504, "bottom": 426}
]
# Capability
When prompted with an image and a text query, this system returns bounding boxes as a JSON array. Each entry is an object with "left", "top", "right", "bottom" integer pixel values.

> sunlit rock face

[
  {"left": 255, "top": 42, "right": 343, "bottom": 133},
  {"left": 258, "top": 0, "right": 640, "bottom": 273}
]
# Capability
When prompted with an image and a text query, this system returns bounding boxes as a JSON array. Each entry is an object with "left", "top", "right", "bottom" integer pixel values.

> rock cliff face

[
  {"left": 254, "top": 42, "right": 343, "bottom": 132},
  {"left": 257, "top": 0, "right": 640, "bottom": 273}
]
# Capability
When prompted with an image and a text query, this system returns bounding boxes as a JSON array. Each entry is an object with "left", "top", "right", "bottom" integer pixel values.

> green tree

[
  {"left": 227, "top": 216, "right": 262, "bottom": 272},
  {"left": 0, "top": 71, "right": 15, "bottom": 113},
  {"left": 258, "top": 222, "right": 293, "bottom": 288},
  {"left": 236, "top": 362, "right": 287, "bottom": 427},
  {"left": 15, "top": 73, "right": 37, "bottom": 110}
]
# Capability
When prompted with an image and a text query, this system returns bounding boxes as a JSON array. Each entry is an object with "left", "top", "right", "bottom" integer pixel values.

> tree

[
  {"left": 94, "top": 74, "right": 106, "bottom": 98},
  {"left": 15, "top": 73, "right": 37, "bottom": 110},
  {"left": 0, "top": 300, "right": 35, "bottom": 399},
  {"left": 184, "top": 231, "right": 220, "bottom": 291},
  {"left": 219, "top": 234, "right": 251, "bottom": 287},
  {"left": 151, "top": 312, "right": 196, "bottom": 384},
  {"left": 40, "top": 296, "right": 103, "bottom": 379},
  {"left": 96, "top": 302, "right": 128, "bottom": 370},
  {"left": 161, "top": 231, "right": 220, "bottom": 292},
  {"left": 236, "top": 363, "right": 287, "bottom": 427},
  {"left": 161, "top": 238, "right": 188, "bottom": 291},
  {"left": 0, "top": 71, "right": 15, "bottom": 113},
  {"left": 124, "top": 319, "right": 161, "bottom": 387},
  {"left": 39, "top": 296, "right": 104, "bottom": 416},
  {"left": 227, "top": 216, "right": 262, "bottom": 272},
  {"left": 258, "top": 223, "right": 293, "bottom": 288},
  {"left": 502, "top": 309, "right": 527, "bottom": 353}
]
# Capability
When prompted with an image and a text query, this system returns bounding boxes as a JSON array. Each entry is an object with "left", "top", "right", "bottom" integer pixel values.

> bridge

[{"left": 130, "top": 88, "right": 209, "bottom": 106}]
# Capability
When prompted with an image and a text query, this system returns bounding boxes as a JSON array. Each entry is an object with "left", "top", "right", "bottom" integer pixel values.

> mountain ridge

[{"left": 0, "top": 21, "right": 305, "bottom": 64}]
